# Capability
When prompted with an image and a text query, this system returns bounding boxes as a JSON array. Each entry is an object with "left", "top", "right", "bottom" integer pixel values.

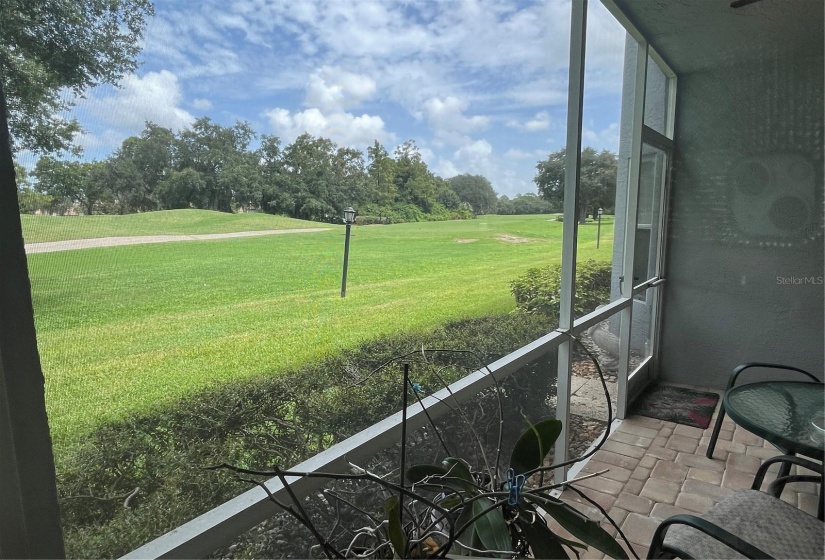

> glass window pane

[
  {"left": 630, "top": 286, "right": 660, "bottom": 375},
  {"left": 632, "top": 143, "right": 667, "bottom": 291}
]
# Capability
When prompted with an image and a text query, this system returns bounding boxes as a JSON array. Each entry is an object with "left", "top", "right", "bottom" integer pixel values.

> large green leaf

[
  {"left": 526, "top": 494, "right": 628, "bottom": 559},
  {"left": 517, "top": 516, "right": 569, "bottom": 559},
  {"left": 471, "top": 498, "right": 512, "bottom": 558},
  {"left": 452, "top": 500, "right": 476, "bottom": 556},
  {"left": 510, "top": 419, "right": 563, "bottom": 475},
  {"left": 384, "top": 496, "right": 406, "bottom": 559}
]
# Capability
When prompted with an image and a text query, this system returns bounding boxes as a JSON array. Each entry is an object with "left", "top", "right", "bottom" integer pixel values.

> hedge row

[{"left": 58, "top": 312, "right": 553, "bottom": 558}]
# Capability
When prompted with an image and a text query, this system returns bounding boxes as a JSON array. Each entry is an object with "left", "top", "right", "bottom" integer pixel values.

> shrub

[
  {"left": 58, "top": 311, "right": 553, "bottom": 558},
  {"left": 511, "top": 259, "right": 612, "bottom": 322},
  {"left": 354, "top": 215, "right": 389, "bottom": 225}
]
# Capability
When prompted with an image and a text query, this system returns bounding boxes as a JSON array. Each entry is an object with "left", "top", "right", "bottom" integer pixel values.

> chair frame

[
  {"left": 706, "top": 362, "right": 821, "bottom": 461},
  {"left": 648, "top": 513, "right": 771, "bottom": 559}
]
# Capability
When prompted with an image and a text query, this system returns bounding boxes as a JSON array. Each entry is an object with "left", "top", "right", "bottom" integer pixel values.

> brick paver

[
  {"left": 623, "top": 479, "right": 644, "bottom": 495},
  {"left": 651, "top": 460, "right": 689, "bottom": 483},
  {"left": 726, "top": 452, "right": 761, "bottom": 474},
  {"left": 614, "top": 492, "right": 653, "bottom": 514},
  {"left": 621, "top": 513, "right": 659, "bottom": 546},
  {"left": 582, "top": 459, "right": 634, "bottom": 482},
  {"left": 549, "top": 394, "right": 821, "bottom": 559},
  {"left": 650, "top": 502, "right": 691, "bottom": 521},
  {"left": 675, "top": 491, "right": 714, "bottom": 513},
  {"left": 609, "top": 430, "right": 653, "bottom": 448},
  {"left": 640, "top": 478, "right": 681, "bottom": 504},
  {"left": 686, "top": 467, "right": 723, "bottom": 485},
  {"left": 666, "top": 434, "right": 699, "bottom": 453},
  {"left": 721, "top": 468, "right": 758, "bottom": 490}
]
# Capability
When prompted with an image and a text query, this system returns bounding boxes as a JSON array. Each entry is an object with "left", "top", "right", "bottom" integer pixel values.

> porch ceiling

[{"left": 611, "top": 0, "right": 824, "bottom": 74}]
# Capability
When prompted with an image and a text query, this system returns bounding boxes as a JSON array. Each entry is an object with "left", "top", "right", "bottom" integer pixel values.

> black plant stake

[{"left": 400, "top": 363, "right": 410, "bottom": 538}]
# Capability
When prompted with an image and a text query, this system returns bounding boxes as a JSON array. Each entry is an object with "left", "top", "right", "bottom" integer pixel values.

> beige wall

[{"left": 658, "top": 54, "right": 824, "bottom": 387}]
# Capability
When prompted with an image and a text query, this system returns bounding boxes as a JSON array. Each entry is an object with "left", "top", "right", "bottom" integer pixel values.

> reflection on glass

[
  {"left": 633, "top": 144, "right": 667, "bottom": 293},
  {"left": 630, "top": 286, "right": 658, "bottom": 373},
  {"left": 566, "top": 312, "right": 621, "bottom": 439}
]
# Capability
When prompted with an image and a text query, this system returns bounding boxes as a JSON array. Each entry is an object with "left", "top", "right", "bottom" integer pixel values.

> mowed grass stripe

[{"left": 27, "top": 214, "right": 613, "bottom": 451}]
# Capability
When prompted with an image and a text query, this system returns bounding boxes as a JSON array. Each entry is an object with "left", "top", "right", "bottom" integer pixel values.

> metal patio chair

[{"left": 648, "top": 489, "right": 825, "bottom": 559}]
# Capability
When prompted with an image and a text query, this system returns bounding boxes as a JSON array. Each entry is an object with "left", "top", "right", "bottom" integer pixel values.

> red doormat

[{"left": 630, "top": 385, "right": 720, "bottom": 429}]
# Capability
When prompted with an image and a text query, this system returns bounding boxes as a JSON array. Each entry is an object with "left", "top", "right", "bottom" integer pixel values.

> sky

[{"left": 65, "top": 0, "right": 627, "bottom": 198}]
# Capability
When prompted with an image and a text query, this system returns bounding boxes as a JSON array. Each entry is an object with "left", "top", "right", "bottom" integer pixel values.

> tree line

[
  {"left": 16, "top": 118, "right": 507, "bottom": 223},
  {"left": 17, "top": 128, "right": 618, "bottom": 225}
]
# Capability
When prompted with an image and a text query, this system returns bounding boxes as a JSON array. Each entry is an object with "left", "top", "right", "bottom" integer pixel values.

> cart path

[{"left": 25, "top": 228, "right": 331, "bottom": 254}]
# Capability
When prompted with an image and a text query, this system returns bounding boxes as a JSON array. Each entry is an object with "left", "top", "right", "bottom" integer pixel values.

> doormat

[{"left": 630, "top": 385, "right": 719, "bottom": 429}]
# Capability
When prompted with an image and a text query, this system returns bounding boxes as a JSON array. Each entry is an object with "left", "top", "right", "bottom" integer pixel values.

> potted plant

[{"left": 213, "top": 341, "right": 634, "bottom": 558}]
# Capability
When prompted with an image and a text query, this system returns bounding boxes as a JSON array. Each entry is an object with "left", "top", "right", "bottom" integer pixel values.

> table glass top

[{"left": 727, "top": 381, "right": 825, "bottom": 455}]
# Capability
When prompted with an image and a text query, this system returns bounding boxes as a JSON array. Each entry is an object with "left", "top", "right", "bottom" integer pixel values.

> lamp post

[
  {"left": 340, "top": 207, "right": 355, "bottom": 298},
  {"left": 596, "top": 207, "right": 604, "bottom": 248}
]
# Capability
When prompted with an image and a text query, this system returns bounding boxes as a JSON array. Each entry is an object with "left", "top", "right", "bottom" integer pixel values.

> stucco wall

[{"left": 658, "top": 54, "right": 824, "bottom": 387}]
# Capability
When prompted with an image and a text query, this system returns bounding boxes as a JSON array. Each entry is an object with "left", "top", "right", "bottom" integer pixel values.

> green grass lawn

[
  {"left": 25, "top": 212, "right": 614, "bottom": 452},
  {"left": 21, "top": 209, "right": 322, "bottom": 243}
]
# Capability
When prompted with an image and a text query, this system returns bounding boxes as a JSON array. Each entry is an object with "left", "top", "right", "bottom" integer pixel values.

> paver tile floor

[{"left": 549, "top": 390, "right": 822, "bottom": 559}]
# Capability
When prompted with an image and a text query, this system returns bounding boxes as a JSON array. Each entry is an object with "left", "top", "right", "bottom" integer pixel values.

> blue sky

[{"left": 66, "top": 0, "right": 626, "bottom": 198}]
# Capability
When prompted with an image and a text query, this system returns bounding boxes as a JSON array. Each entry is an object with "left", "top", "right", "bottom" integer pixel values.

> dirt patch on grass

[
  {"left": 495, "top": 234, "right": 533, "bottom": 244},
  {"left": 455, "top": 238, "right": 479, "bottom": 243}
]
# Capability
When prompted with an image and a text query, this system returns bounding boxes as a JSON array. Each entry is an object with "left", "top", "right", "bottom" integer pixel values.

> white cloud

[
  {"left": 192, "top": 98, "right": 213, "bottom": 110},
  {"left": 71, "top": 70, "right": 195, "bottom": 156},
  {"left": 504, "top": 148, "right": 546, "bottom": 160},
  {"left": 77, "top": 71, "right": 195, "bottom": 133},
  {"left": 435, "top": 158, "right": 459, "bottom": 178},
  {"left": 582, "top": 122, "right": 621, "bottom": 152},
  {"left": 422, "top": 96, "right": 489, "bottom": 146},
  {"left": 507, "top": 111, "right": 551, "bottom": 131},
  {"left": 454, "top": 139, "right": 493, "bottom": 166},
  {"left": 436, "top": 139, "right": 497, "bottom": 183},
  {"left": 305, "top": 67, "right": 377, "bottom": 112},
  {"left": 264, "top": 107, "right": 392, "bottom": 148}
]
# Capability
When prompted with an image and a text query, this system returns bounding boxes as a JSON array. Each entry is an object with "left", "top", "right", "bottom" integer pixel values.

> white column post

[
  {"left": 555, "top": 0, "right": 587, "bottom": 483},
  {"left": 616, "top": 40, "right": 648, "bottom": 419}
]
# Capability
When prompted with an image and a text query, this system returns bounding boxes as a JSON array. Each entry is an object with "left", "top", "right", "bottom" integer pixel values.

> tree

[
  {"left": 534, "top": 147, "right": 617, "bottom": 224},
  {"left": 272, "top": 133, "right": 341, "bottom": 222},
  {"left": 256, "top": 134, "right": 283, "bottom": 212},
  {"left": 87, "top": 157, "right": 143, "bottom": 214},
  {"left": 156, "top": 168, "right": 206, "bottom": 209},
  {"left": 448, "top": 174, "right": 497, "bottom": 215},
  {"left": 114, "top": 122, "right": 176, "bottom": 210},
  {"left": 435, "top": 178, "right": 461, "bottom": 210},
  {"left": 31, "top": 156, "right": 88, "bottom": 213},
  {"left": 14, "top": 162, "right": 53, "bottom": 213},
  {"left": 0, "top": 0, "right": 154, "bottom": 154},
  {"left": 333, "top": 146, "right": 368, "bottom": 208},
  {"left": 366, "top": 141, "right": 396, "bottom": 209},
  {"left": 393, "top": 140, "right": 436, "bottom": 212},
  {"left": 175, "top": 118, "right": 256, "bottom": 212}
]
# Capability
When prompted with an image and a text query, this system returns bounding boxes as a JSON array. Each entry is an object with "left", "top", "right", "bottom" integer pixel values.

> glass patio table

[
  {"left": 724, "top": 380, "right": 824, "bottom": 458},
  {"left": 726, "top": 380, "right": 825, "bottom": 519}
]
